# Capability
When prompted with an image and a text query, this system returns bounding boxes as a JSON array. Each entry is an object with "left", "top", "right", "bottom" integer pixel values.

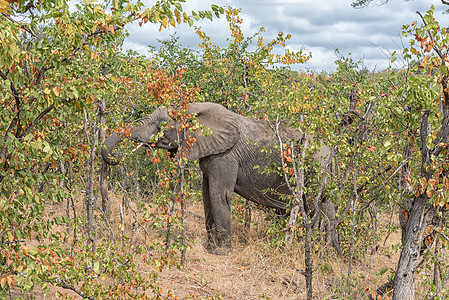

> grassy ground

[{"left": 13, "top": 192, "right": 405, "bottom": 299}]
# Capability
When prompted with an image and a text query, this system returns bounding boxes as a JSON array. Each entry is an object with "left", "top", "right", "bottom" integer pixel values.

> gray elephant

[{"left": 101, "top": 102, "right": 338, "bottom": 254}]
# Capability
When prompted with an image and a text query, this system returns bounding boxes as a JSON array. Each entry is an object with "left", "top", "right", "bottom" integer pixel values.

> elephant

[{"left": 101, "top": 102, "right": 338, "bottom": 254}]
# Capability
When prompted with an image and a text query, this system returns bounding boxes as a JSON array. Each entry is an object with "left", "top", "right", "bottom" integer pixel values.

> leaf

[
  {"left": 0, "top": 0, "right": 11, "bottom": 14},
  {"left": 174, "top": 9, "right": 181, "bottom": 24},
  {"left": 161, "top": 16, "right": 168, "bottom": 28},
  {"left": 43, "top": 144, "right": 52, "bottom": 154},
  {"left": 0, "top": 275, "right": 6, "bottom": 289},
  {"left": 73, "top": 88, "right": 79, "bottom": 98},
  {"left": 379, "top": 267, "right": 388, "bottom": 275},
  {"left": 192, "top": 11, "right": 199, "bottom": 21},
  {"left": 93, "top": 262, "right": 100, "bottom": 274},
  {"left": 7, "top": 231, "right": 13, "bottom": 242},
  {"left": 169, "top": 16, "right": 176, "bottom": 27},
  {"left": 28, "top": 247, "right": 38, "bottom": 256}
]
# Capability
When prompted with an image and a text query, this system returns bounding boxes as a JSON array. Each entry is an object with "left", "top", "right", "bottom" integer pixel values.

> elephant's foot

[{"left": 204, "top": 235, "right": 232, "bottom": 255}]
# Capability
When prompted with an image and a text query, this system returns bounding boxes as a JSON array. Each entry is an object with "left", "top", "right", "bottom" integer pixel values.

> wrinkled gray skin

[{"left": 102, "top": 102, "right": 336, "bottom": 255}]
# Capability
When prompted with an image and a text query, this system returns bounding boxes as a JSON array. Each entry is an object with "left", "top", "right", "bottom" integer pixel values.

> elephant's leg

[
  {"left": 208, "top": 184, "right": 234, "bottom": 254},
  {"left": 200, "top": 155, "right": 238, "bottom": 255},
  {"left": 320, "top": 198, "right": 341, "bottom": 255}
]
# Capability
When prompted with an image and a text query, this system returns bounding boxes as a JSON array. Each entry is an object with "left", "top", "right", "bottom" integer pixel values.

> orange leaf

[
  {"left": 7, "top": 275, "right": 14, "bottom": 288},
  {"left": 0, "top": 275, "right": 7, "bottom": 288}
]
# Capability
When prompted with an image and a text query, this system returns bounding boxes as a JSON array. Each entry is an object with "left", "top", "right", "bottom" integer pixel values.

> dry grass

[
  {"left": 151, "top": 199, "right": 402, "bottom": 300},
  {"left": 15, "top": 192, "right": 407, "bottom": 299}
]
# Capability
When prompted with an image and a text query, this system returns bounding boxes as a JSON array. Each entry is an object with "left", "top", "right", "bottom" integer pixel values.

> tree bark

[
  {"left": 392, "top": 193, "right": 428, "bottom": 299},
  {"left": 99, "top": 99, "right": 110, "bottom": 215},
  {"left": 84, "top": 108, "right": 98, "bottom": 252},
  {"left": 393, "top": 111, "right": 431, "bottom": 299}
]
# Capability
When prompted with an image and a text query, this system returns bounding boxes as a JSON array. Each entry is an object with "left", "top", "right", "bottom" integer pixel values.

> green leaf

[
  {"left": 93, "top": 262, "right": 100, "bottom": 274},
  {"left": 379, "top": 267, "right": 388, "bottom": 276}
]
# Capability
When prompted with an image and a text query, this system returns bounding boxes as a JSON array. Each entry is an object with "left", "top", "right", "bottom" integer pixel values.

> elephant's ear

[{"left": 186, "top": 102, "right": 239, "bottom": 160}]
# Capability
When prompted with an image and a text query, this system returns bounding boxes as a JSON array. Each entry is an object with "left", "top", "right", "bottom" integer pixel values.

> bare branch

[{"left": 54, "top": 279, "right": 95, "bottom": 300}]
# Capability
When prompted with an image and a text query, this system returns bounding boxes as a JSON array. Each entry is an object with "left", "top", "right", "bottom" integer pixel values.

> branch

[
  {"left": 54, "top": 279, "right": 95, "bottom": 300},
  {"left": 416, "top": 11, "right": 449, "bottom": 106},
  {"left": 427, "top": 229, "right": 449, "bottom": 299},
  {"left": 18, "top": 104, "right": 54, "bottom": 139},
  {"left": 420, "top": 110, "right": 431, "bottom": 167},
  {"left": 417, "top": 11, "right": 446, "bottom": 61},
  {"left": 0, "top": 12, "right": 37, "bottom": 37}
]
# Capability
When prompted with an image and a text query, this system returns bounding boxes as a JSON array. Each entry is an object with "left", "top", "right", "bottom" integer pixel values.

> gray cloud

[{"left": 123, "top": 0, "right": 447, "bottom": 71}]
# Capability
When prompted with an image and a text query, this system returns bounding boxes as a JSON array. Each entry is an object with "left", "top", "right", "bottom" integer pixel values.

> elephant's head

[{"left": 101, "top": 102, "right": 240, "bottom": 165}]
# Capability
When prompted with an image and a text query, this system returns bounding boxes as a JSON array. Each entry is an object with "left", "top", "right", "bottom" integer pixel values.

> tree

[
  {"left": 389, "top": 7, "right": 449, "bottom": 299},
  {"left": 352, "top": 0, "right": 449, "bottom": 9},
  {"left": 0, "top": 0, "right": 223, "bottom": 297}
]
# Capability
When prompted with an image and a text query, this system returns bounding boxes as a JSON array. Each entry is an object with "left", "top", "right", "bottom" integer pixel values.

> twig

[{"left": 54, "top": 279, "right": 95, "bottom": 300}]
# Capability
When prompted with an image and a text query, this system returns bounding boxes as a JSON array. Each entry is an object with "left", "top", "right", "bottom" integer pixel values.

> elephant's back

[{"left": 236, "top": 116, "right": 303, "bottom": 145}]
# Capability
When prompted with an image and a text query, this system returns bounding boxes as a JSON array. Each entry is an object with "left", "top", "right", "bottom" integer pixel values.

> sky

[{"left": 123, "top": 0, "right": 448, "bottom": 72}]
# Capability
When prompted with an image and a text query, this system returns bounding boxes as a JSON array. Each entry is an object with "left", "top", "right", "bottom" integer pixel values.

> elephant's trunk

[{"left": 101, "top": 132, "right": 123, "bottom": 165}]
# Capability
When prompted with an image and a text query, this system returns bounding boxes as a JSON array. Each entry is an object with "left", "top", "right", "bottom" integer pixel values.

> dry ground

[
  {"left": 13, "top": 192, "right": 404, "bottom": 299},
  {"left": 153, "top": 201, "right": 401, "bottom": 300}
]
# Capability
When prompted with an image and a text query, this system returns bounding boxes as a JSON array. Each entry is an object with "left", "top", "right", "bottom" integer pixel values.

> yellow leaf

[
  {"left": 169, "top": 16, "right": 176, "bottom": 27},
  {"left": 52, "top": 87, "right": 59, "bottom": 97},
  {"left": 22, "top": 246, "right": 30, "bottom": 256},
  {"left": 161, "top": 16, "right": 168, "bottom": 29},
  {"left": 174, "top": 9, "right": 181, "bottom": 24},
  {"left": 0, "top": 0, "right": 10, "bottom": 14},
  {"left": 7, "top": 231, "right": 13, "bottom": 242}
]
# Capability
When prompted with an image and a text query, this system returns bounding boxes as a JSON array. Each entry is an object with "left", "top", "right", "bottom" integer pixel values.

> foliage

[
  {"left": 1, "top": 0, "right": 449, "bottom": 298},
  {"left": 0, "top": 0, "right": 222, "bottom": 298}
]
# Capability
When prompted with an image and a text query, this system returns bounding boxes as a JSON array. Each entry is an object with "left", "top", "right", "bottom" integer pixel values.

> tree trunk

[
  {"left": 392, "top": 193, "right": 428, "bottom": 299},
  {"left": 84, "top": 108, "right": 98, "bottom": 252},
  {"left": 99, "top": 99, "right": 110, "bottom": 215},
  {"left": 393, "top": 110, "right": 431, "bottom": 299},
  {"left": 399, "top": 140, "right": 414, "bottom": 244}
]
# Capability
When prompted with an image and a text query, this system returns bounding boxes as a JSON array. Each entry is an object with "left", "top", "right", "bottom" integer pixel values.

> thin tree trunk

[
  {"left": 245, "top": 198, "right": 251, "bottom": 231},
  {"left": 84, "top": 108, "right": 99, "bottom": 252},
  {"left": 304, "top": 222, "right": 313, "bottom": 300},
  {"left": 99, "top": 99, "right": 110, "bottom": 215},
  {"left": 134, "top": 151, "right": 140, "bottom": 198},
  {"left": 399, "top": 140, "right": 414, "bottom": 244},
  {"left": 180, "top": 161, "right": 186, "bottom": 265},
  {"left": 284, "top": 138, "right": 307, "bottom": 247}
]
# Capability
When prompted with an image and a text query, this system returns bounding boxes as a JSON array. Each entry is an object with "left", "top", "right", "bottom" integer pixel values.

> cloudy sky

[{"left": 123, "top": 0, "right": 448, "bottom": 72}]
